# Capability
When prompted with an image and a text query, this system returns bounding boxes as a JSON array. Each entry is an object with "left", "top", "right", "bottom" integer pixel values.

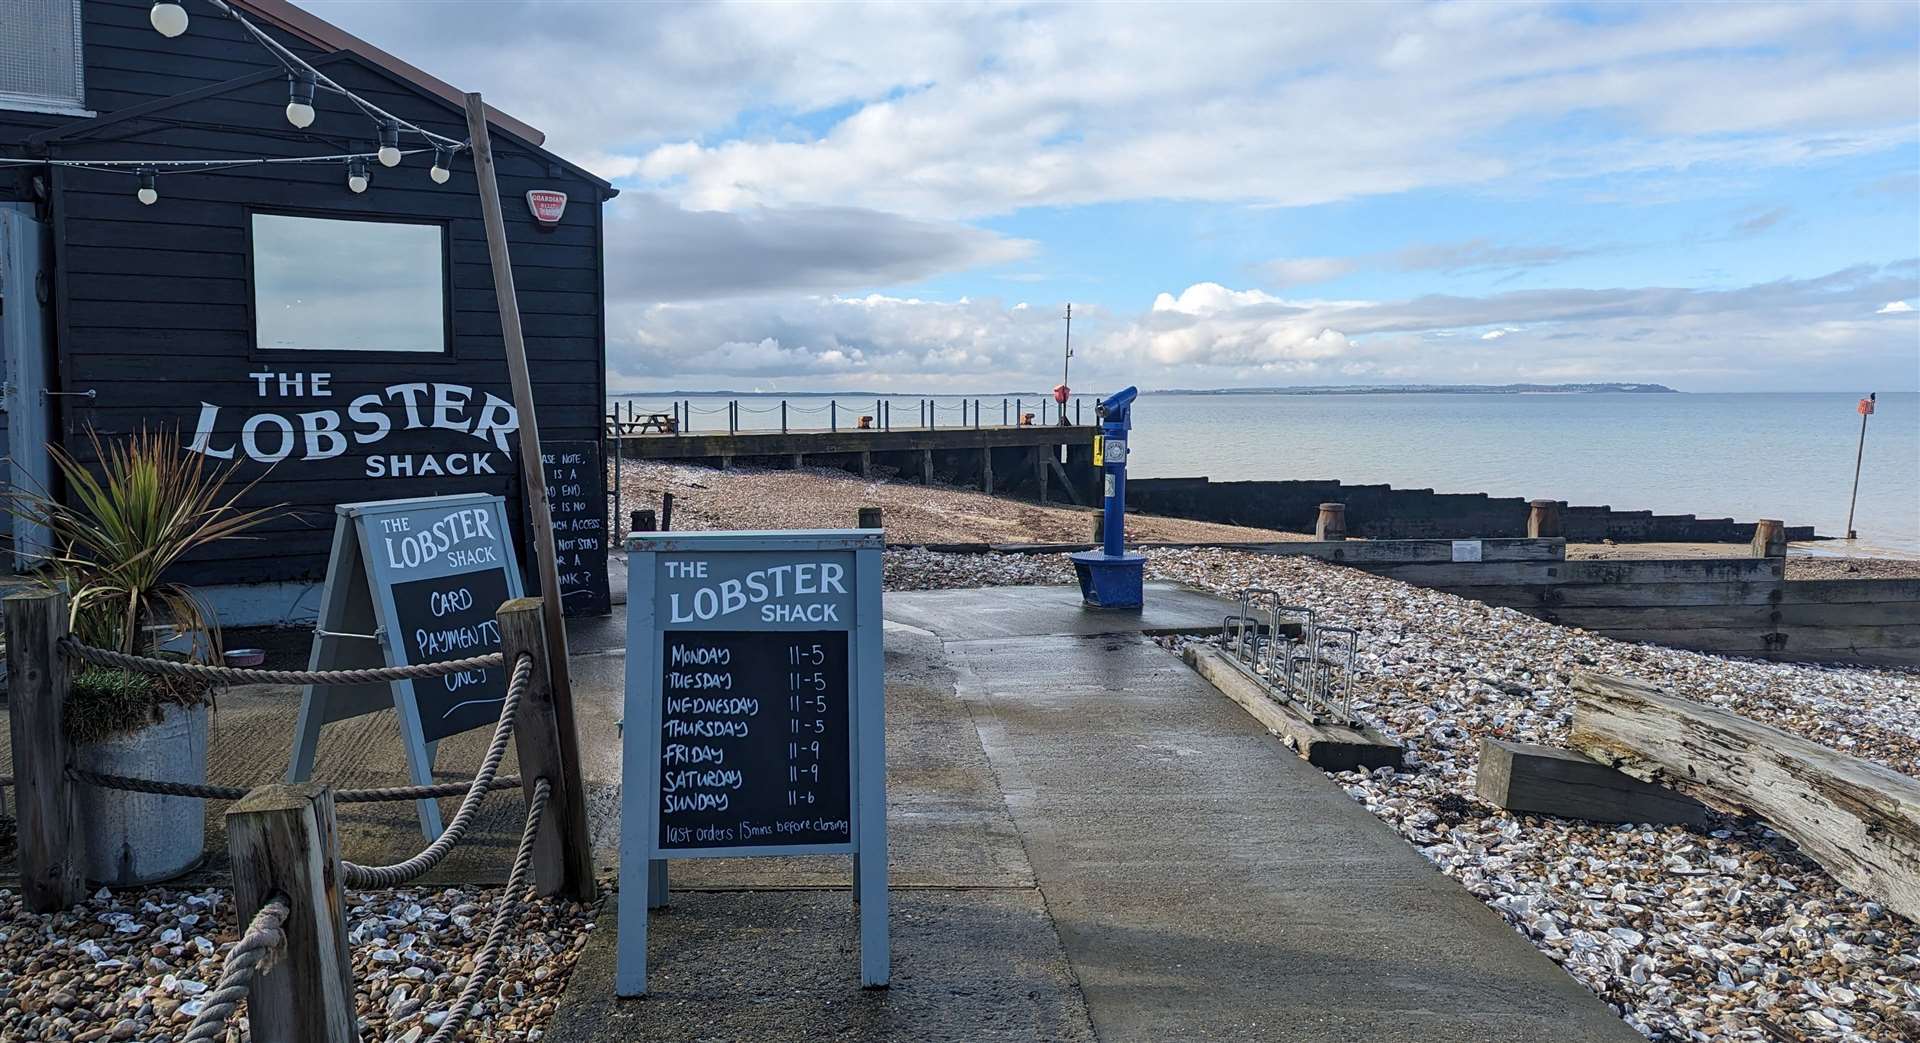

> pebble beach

[{"left": 4, "top": 463, "right": 1915, "bottom": 1042}]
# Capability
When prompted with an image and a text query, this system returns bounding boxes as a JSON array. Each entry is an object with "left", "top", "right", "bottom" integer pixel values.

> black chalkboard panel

[
  {"left": 542, "top": 441, "right": 610, "bottom": 617},
  {"left": 391, "top": 566, "right": 514, "bottom": 742},
  {"left": 658, "top": 629, "right": 852, "bottom": 850}
]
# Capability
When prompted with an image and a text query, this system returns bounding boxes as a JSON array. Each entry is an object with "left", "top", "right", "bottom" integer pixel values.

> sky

[{"left": 301, "top": 0, "right": 1920, "bottom": 393}]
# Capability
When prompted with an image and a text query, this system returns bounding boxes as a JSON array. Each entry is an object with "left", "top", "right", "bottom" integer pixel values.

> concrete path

[
  {"left": 543, "top": 582, "right": 1639, "bottom": 1042},
  {"left": 936, "top": 588, "right": 1641, "bottom": 1042}
]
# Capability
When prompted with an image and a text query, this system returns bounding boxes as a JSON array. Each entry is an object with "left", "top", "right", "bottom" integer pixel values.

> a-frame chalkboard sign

[
  {"left": 287, "top": 493, "right": 525, "bottom": 839},
  {"left": 617, "top": 529, "right": 888, "bottom": 996}
]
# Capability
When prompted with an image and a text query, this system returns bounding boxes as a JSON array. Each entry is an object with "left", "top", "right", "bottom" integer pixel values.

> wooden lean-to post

[
  {"left": 462, "top": 92, "right": 591, "bottom": 882},
  {"left": 499, "top": 598, "right": 595, "bottom": 899},
  {"left": 5, "top": 588, "right": 84, "bottom": 911}
]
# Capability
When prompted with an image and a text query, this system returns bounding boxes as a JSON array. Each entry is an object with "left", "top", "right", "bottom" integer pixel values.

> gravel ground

[
  {"left": 1783, "top": 558, "right": 1920, "bottom": 580},
  {"left": 884, "top": 547, "right": 1920, "bottom": 1043},
  {"left": 610, "top": 459, "right": 1306, "bottom": 545},
  {"left": 0, "top": 884, "right": 593, "bottom": 1042}
]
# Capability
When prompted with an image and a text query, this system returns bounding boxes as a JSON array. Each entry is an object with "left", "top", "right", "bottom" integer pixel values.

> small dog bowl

[{"left": 223, "top": 648, "right": 266, "bottom": 668}]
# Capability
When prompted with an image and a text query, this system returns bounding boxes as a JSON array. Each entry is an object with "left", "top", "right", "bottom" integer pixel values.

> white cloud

[
  {"left": 612, "top": 263, "right": 1920, "bottom": 392},
  {"left": 1876, "top": 300, "right": 1915, "bottom": 313},
  {"left": 304, "top": 2, "right": 1919, "bottom": 219},
  {"left": 1260, "top": 257, "right": 1358, "bottom": 287},
  {"left": 606, "top": 193, "right": 1031, "bottom": 302}
]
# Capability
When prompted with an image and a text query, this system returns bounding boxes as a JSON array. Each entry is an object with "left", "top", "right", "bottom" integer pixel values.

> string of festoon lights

[{"left": 0, "top": 0, "right": 471, "bottom": 205}]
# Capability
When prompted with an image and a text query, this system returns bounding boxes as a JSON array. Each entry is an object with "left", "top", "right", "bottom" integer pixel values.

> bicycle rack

[{"left": 1218, "top": 590, "right": 1361, "bottom": 727}]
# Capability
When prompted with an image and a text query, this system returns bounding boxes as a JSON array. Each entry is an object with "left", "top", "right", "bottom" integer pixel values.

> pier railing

[{"left": 606, "top": 395, "right": 1101, "bottom": 436}]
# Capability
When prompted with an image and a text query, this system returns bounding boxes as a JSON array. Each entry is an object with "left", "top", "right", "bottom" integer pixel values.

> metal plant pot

[{"left": 74, "top": 701, "right": 209, "bottom": 885}]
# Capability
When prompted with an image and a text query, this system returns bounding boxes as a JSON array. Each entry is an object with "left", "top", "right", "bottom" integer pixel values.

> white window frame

[{"left": 0, "top": 0, "right": 93, "bottom": 117}]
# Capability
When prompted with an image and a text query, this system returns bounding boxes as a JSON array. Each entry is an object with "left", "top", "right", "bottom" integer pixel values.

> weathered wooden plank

[
  {"left": 1361, "top": 561, "right": 1566, "bottom": 586},
  {"left": 1560, "top": 602, "right": 1919, "bottom": 630},
  {"left": 1436, "top": 581, "right": 1779, "bottom": 609},
  {"left": 1779, "top": 579, "right": 1920, "bottom": 605},
  {"left": 4, "top": 589, "right": 85, "bottom": 911},
  {"left": 1570, "top": 672, "right": 1920, "bottom": 920},
  {"left": 1561, "top": 558, "right": 1784, "bottom": 584},
  {"left": 1185, "top": 646, "right": 1403, "bottom": 772},
  {"left": 1474, "top": 738, "right": 1710, "bottom": 826},
  {"left": 225, "top": 784, "right": 357, "bottom": 1043},
  {"left": 1592, "top": 624, "right": 1920, "bottom": 654}
]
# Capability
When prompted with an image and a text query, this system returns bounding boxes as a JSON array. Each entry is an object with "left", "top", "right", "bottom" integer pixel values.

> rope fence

[
  {"left": 67, "top": 767, "right": 523, "bottom": 804},
  {"left": 60, "top": 638, "right": 502, "bottom": 686},
  {"left": 180, "top": 895, "right": 291, "bottom": 1043},
  {"left": 341, "top": 653, "right": 528, "bottom": 888},
  {"left": 426, "top": 777, "right": 550, "bottom": 1043},
  {"left": 7, "top": 589, "right": 592, "bottom": 1042}
]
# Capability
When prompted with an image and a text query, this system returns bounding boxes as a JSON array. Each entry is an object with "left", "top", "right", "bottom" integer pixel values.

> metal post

[
  {"left": 683, "top": 399, "right": 691, "bottom": 432},
  {"left": 1003, "top": 398, "right": 1009, "bottom": 426},
  {"left": 1846, "top": 392, "right": 1875, "bottom": 539},
  {"left": 781, "top": 400, "right": 788, "bottom": 434},
  {"left": 974, "top": 399, "right": 981, "bottom": 430},
  {"left": 831, "top": 401, "right": 838, "bottom": 432},
  {"left": 1076, "top": 398, "right": 1082, "bottom": 425}
]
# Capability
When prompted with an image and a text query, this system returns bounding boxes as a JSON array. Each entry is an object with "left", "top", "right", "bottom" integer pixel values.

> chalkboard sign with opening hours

[{"left": 619, "top": 529, "right": 888, "bottom": 996}]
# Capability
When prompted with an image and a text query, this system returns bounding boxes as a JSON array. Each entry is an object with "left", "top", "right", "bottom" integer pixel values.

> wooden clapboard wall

[{"left": 1, "top": 0, "right": 612, "bottom": 589}]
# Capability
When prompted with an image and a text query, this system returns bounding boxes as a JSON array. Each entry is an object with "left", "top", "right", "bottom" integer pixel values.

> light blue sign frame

[
  {"left": 617, "top": 529, "right": 888, "bottom": 996},
  {"left": 287, "top": 493, "right": 524, "bottom": 839}
]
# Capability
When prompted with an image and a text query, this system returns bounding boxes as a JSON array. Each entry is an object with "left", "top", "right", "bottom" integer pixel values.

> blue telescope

[{"left": 1071, "top": 386, "right": 1145, "bottom": 608}]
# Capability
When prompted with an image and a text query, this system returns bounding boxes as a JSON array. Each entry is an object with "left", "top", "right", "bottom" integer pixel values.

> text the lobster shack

[{"left": 185, "top": 370, "right": 518, "bottom": 478}]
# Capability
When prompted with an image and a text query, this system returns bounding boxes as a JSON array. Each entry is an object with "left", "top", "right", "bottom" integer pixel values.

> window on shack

[
  {"left": 251, "top": 213, "right": 448, "bottom": 354},
  {"left": 0, "top": 0, "right": 87, "bottom": 115}
]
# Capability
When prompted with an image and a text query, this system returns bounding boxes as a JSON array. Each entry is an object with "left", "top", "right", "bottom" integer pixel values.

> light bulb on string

[
  {"left": 377, "top": 123, "right": 402, "bottom": 167},
  {"left": 136, "top": 168, "right": 158, "bottom": 206},
  {"left": 285, "top": 71, "right": 317, "bottom": 129},
  {"left": 429, "top": 146, "right": 452, "bottom": 184},
  {"left": 149, "top": 1, "right": 188, "bottom": 37},
  {"left": 347, "top": 157, "right": 370, "bottom": 194}
]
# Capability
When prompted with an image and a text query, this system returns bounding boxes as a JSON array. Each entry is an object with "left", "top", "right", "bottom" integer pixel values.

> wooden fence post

[
  {"left": 226, "top": 784, "right": 356, "bottom": 1043},
  {"left": 1315, "top": 502, "right": 1347, "bottom": 541},
  {"left": 499, "top": 598, "right": 596, "bottom": 900},
  {"left": 5, "top": 587, "right": 84, "bottom": 912},
  {"left": 1527, "top": 499, "right": 1563, "bottom": 539},
  {"left": 1751, "top": 519, "right": 1786, "bottom": 557}
]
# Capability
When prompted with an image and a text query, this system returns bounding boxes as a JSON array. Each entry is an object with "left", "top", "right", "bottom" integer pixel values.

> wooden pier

[{"left": 609, "top": 423, "right": 1101, "bottom": 504}]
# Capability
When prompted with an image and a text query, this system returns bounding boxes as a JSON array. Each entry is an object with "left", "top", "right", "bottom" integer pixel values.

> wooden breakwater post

[
  {"left": 1527, "top": 499, "right": 1563, "bottom": 539},
  {"left": 5, "top": 587, "right": 85, "bottom": 912},
  {"left": 226, "top": 784, "right": 357, "bottom": 1043},
  {"left": 1315, "top": 502, "right": 1347, "bottom": 541},
  {"left": 1751, "top": 518, "right": 1786, "bottom": 557},
  {"left": 500, "top": 598, "right": 596, "bottom": 900}
]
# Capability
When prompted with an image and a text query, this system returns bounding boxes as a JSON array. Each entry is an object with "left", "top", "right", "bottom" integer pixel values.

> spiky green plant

[{"left": 9, "top": 427, "right": 283, "bottom": 658}]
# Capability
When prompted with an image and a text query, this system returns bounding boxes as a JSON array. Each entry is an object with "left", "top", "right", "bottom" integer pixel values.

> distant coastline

[
  {"left": 612, "top": 382, "right": 1680, "bottom": 397},
  {"left": 1148, "top": 383, "right": 1679, "bottom": 396}
]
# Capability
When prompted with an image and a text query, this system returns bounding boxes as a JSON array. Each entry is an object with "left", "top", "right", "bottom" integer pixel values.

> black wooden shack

[{"left": 1, "top": 0, "right": 613, "bottom": 621}]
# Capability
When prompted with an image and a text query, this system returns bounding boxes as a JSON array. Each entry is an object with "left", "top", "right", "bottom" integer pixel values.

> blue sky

[{"left": 306, "top": 0, "right": 1920, "bottom": 392}]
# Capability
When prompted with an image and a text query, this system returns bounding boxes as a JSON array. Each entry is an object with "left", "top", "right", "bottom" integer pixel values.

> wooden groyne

[{"left": 611, "top": 424, "right": 1100, "bottom": 504}]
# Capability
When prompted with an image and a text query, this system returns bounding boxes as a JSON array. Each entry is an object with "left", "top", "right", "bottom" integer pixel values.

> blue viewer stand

[{"left": 1072, "top": 386, "right": 1146, "bottom": 608}]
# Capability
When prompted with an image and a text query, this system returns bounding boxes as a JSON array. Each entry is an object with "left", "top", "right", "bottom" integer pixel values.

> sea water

[{"left": 608, "top": 391, "right": 1920, "bottom": 555}]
